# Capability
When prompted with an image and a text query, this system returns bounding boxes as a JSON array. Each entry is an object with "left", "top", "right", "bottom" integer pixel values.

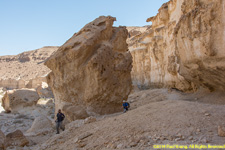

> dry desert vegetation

[{"left": 0, "top": 0, "right": 225, "bottom": 150}]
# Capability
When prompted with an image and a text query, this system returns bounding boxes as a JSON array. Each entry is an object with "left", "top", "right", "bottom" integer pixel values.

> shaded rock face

[
  {"left": 36, "top": 85, "right": 54, "bottom": 98},
  {"left": 4, "top": 130, "right": 29, "bottom": 148},
  {"left": 45, "top": 16, "right": 132, "bottom": 121},
  {"left": 129, "top": 0, "right": 225, "bottom": 92},
  {"left": 2, "top": 89, "right": 40, "bottom": 113},
  {"left": 26, "top": 115, "right": 53, "bottom": 136}
]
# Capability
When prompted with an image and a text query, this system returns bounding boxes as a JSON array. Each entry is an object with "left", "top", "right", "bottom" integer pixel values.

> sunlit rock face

[
  {"left": 0, "top": 46, "right": 58, "bottom": 90},
  {"left": 2, "top": 89, "right": 40, "bottom": 113},
  {"left": 45, "top": 16, "right": 132, "bottom": 121},
  {"left": 129, "top": 0, "right": 225, "bottom": 92}
]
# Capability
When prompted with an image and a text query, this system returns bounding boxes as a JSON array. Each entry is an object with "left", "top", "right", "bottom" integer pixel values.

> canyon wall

[
  {"left": 45, "top": 16, "right": 132, "bottom": 121},
  {"left": 0, "top": 46, "right": 58, "bottom": 89},
  {"left": 129, "top": 0, "right": 225, "bottom": 92},
  {"left": 0, "top": 77, "right": 47, "bottom": 90}
]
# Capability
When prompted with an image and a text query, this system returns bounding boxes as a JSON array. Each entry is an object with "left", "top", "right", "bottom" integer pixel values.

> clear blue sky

[{"left": 0, "top": 0, "right": 168, "bottom": 56}]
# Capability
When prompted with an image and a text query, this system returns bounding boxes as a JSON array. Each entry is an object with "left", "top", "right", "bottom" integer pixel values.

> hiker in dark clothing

[
  {"left": 123, "top": 100, "right": 130, "bottom": 113},
  {"left": 55, "top": 109, "right": 65, "bottom": 134}
]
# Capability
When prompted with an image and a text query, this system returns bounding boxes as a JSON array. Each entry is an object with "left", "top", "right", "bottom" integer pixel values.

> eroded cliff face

[
  {"left": 129, "top": 0, "right": 225, "bottom": 92},
  {"left": 45, "top": 16, "right": 132, "bottom": 121},
  {"left": 0, "top": 46, "right": 58, "bottom": 89}
]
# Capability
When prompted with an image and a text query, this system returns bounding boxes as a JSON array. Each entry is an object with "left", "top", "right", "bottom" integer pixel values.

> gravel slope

[{"left": 34, "top": 89, "right": 225, "bottom": 150}]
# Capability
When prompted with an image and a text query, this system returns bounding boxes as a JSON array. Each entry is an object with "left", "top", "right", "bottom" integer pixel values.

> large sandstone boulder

[
  {"left": 129, "top": 0, "right": 225, "bottom": 92},
  {"left": 4, "top": 130, "right": 29, "bottom": 148},
  {"left": 2, "top": 89, "right": 40, "bottom": 113},
  {"left": 45, "top": 16, "right": 132, "bottom": 121},
  {"left": 26, "top": 115, "right": 53, "bottom": 136},
  {"left": 0, "top": 130, "right": 5, "bottom": 150}
]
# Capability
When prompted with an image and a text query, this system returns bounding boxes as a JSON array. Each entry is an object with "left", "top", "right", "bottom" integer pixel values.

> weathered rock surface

[
  {"left": 0, "top": 77, "right": 47, "bottom": 90},
  {"left": 0, "top": 79, "right": 26, "bottom": 89},
  {"left": 129, "top": 0, "right": 225, "bottom": 92},
  {"left": 36, "top": 82, "right": 54, "bottom": 98},
  {"left": 126, "top": 26, "right": 149, "bottom": 37},
  {"left": 34, "top": 89, "right": 225, "bottom": 150},
  {"left": 0, "top": 130, "right": 5, "bottom": 150},
  {"left": 218, "top": 126, "right": 225, "bottom": 137},
  {"left": 45, "top": 16, "right": 132, "bottom": 121},
  {"left": 26, "top": 76, "right": 47, "bottom": 89},
  {"left": 26, "top": 115, "right": 53, "bottom": 136},
  {"left": 2, "top": 89, "right": 40, "bottom": 113},
  {"left": 4, "top": 130, "right": 29, "bottom": 148},
  {"left": 0, "top": 46, "right": 58, "bottom": 89}
]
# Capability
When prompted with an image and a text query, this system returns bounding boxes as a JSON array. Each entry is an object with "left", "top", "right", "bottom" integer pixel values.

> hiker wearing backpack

[
  {"left": 123, "top": 100, "right": 130, "bottom": 113},
  {"left": 55, "top": 109, "right": 65, "bottom": 134}
]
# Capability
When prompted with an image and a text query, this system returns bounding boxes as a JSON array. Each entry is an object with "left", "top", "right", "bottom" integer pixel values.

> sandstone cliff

[
  {"left": 129, "top": 0, "right": 225, "bottom": 92},
  {"left": 45, "top": 16, "right": 132, "bottom": 121}
]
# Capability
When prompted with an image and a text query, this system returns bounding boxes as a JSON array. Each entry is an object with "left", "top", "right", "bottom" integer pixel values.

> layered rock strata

[
  {"left": 129, "top": 0, "right": 225, "bottom": 92},
  {"left": 0, "top": 46, "right": 58, "bottom": 89}
]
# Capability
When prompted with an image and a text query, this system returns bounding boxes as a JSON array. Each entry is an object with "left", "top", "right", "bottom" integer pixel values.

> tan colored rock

[
  {"left": 4, "top": 130, "right": 29, "bottom": 148},
  {"left": 26, "top": 76, "right": 47, "bottom": 89},
  {"left": 126, "top": 26, "right": 149, "bottom": 37},
  {"left": 175, "top": 0, "right": 225, "bottom": 91},
  {"left": 218, "top": 126, "right": 225, "bottom": 137},
  {"left": 0, "top": 46, "right": 58, "bottom": 83},
  {"left": 0, "top": 130, "right": 5, "bottom": 150},
  {"left": 36, "top": 82, "right": 54, "bottom": 98},
  {"left": 129, "top": 0, "right": 225, "bottom": 92},
  {"left": 0, "top": 47, "right": 55, "bottom": 90},
  {"left": 62, "top": 105, "right": 88, "bottom": 121},
  {"left": 26, "top": 115, "right": 53, "bottom": 136},
  {"left": 45, "top": 16, "right": 132, "bottom": 121},
  {"left": 0, "top": 79, "right": 26, "bottom": 89},
  {"left": 2, "top": 89, "right": 40, "bottom": 113},
  {"left": 84, "top": 116, "right": 97, "bottom": 124}
]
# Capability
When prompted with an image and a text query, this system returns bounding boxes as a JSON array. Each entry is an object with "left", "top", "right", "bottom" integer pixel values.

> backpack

[
  {"left": 61, "top": 114, "right": 65, "bottom": 121},
  {"left": 127, "top": 102, "right": 130, "bottom": 108}
]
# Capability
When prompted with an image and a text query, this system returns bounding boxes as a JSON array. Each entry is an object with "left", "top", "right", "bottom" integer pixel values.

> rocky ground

[
  {"left": 0, "top": 88, "right": 55, "bottom": 150},
  {"left": 34, "top": 89, "right": 225, "bottom": 150},
  {"left": 1, "top": 88, "right": 225, "bottom": 150}
]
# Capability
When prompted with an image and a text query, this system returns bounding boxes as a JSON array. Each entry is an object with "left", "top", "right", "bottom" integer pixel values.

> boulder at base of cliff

[
  {"left": 4, "top": 130, "right": 29, "bottom": 149},
  {"left": 45, "top": 16, "right": 132, "bottom": 121},
  {"left": 26, "top": 115, "right": 53, "bottom": 136},
  {"left": 2, "top": 89, "right": 40, "bottom": 113}
]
